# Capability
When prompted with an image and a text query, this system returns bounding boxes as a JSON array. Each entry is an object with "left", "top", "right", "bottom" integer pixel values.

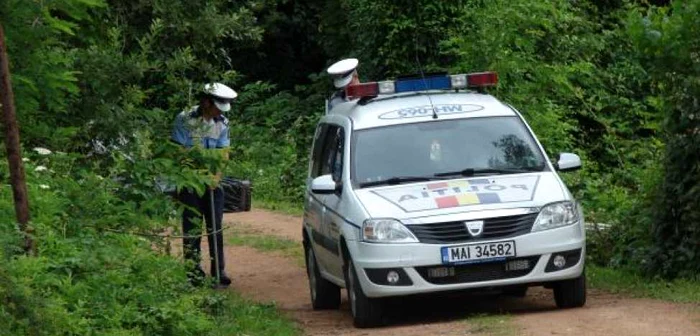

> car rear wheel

[
  {"left": 345, "top": 258, "right": 384, "bottom": 328},
  {"left": 305, "top": 245, "right": 340, "bottom": 309},
  {"left": 553, "top": 272, "right": 587, "bottom": 308}
]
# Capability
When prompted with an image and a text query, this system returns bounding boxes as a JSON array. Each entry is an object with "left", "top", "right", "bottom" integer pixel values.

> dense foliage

[
  {"left": 0, "top": 0, "right": 292, "bottom": 334},
  {"left": 0, "top": 0, "right": 698, "bottom": 333},
  {"left": 626, "top": 1, "right": 700, "bottom": 278}
]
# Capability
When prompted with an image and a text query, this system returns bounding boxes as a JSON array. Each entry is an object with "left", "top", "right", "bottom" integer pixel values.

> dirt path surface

[{"left": 216, "top": 209, "right": 699, "bottom": 336}]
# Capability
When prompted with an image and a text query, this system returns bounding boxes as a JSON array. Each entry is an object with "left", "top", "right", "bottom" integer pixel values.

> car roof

[{"left": 326, "top": 91, "right": 518, "bottom": 130}]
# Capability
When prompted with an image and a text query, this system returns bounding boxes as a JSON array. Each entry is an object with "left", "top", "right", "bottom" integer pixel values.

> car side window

[
  {"left": 331, "top": 128, "right": 345, "bottom": 182},
  {"left": 318, "top": 125, "right": 345, "bottom": 183},
  {"left": 319, "top": 125, "right": 340, "bottom": 177},
  {"left": 310, "top": 124, "right": 328, "bottom": 178}
]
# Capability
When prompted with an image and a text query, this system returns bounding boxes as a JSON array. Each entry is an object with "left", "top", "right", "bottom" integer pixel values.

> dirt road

[{"left": 217, "top": 209, "right": 699, "bottom": 336}]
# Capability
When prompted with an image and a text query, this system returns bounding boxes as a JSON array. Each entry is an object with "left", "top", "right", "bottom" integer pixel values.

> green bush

[
  {"left": 627, "top": 0, "right": 700, "bottom": 278},
  {"left": 0, "top": 145, "right": 299, "bottom": 335},
  {"left": 1, "top": 154, "right": 201, "bottom": 334}
]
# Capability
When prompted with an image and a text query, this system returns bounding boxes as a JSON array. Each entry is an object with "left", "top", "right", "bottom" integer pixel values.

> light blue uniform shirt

[{"left": 171, "top": 106, "right": 230, "bottom": 149}]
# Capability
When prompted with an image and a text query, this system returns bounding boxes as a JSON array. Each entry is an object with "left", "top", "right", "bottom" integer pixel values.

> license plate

[{"left": 441, "top": 240, "right": 516, "bottom": 265}]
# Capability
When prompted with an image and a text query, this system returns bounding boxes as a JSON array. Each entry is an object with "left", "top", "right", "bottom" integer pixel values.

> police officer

[
  {"left": 327, "top": 58, "right": 360, "bottom": 110},
  {"left": 171, "top": 82, "right": 236, "bottom": 287}
]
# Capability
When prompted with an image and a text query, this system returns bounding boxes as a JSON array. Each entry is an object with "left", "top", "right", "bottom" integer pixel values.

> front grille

[
  {"left": 407, "top": 213, "right": 538, "bottom": 244},
  {"left": 415, "top": 256, "right": 540, "bottom": 285}
]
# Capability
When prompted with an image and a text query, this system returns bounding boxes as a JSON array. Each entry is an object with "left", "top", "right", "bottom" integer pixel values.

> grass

[
  {"left": 588, "top": 264, "right": 700, "bottom": 303},
  {"left": 466, "top": 313, "right": 516, "bottom": 336},
  {"left": 228, "top": 224, "right": 305, "bottom": 266},
  {"left": 252, "top": 198, "right": 303, "bottom": 217},
  {"left": 210, "top": 292, "right": 301, "bottom": 336}
]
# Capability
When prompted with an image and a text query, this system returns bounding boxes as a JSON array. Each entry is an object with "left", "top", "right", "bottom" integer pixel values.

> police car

[{"left": 302, "top": 69, "right": 586, "bottom": 328}]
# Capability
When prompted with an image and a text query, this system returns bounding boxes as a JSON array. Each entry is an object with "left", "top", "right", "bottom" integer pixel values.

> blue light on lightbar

[{"left": 394, "top": 75, "right": 451, "bottom": 93}]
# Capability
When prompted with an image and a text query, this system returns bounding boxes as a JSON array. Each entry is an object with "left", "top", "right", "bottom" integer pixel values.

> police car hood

[{"left": 354, "top": 172, "right": 567, "bottom": 219}]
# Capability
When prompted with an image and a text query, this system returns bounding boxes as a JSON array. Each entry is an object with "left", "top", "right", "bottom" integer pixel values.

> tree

[
  {"left": 0, "top": 22, "right": 33, "bottom": 254},
  {"left": 628, "top": 0, "right": 700, "bottom": 278}
]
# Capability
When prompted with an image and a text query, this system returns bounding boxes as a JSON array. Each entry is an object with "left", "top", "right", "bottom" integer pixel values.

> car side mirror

[
  {"left": 311, "top": 174, "right": 341, "bottom": 194},
  {"left": 556, "top": 153, "right": 582, "bottom": 172}
]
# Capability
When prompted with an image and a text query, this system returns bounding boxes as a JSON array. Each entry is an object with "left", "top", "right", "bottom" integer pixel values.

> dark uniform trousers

[{"left": 179, "top": 186, "right": 226, "bottom": 274}]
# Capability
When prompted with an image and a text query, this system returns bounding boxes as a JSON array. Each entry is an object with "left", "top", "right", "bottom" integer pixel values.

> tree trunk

[{"left": 0, "top": 23, "right": 35, "bottom": 255}]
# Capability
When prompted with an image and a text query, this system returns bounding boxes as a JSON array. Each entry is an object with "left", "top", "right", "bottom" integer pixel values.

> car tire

[
  {"left": 345, "top": 258, "right": 384, "bottom": 328},
  {"left": 503, "top": 285, "right": 528, "bottom": 298},
  {"left": 553, "top": 272, "right": 587, "bottom": 308},
  {"left": 305, "top": 245, "right": 341, "bottom": 309}
]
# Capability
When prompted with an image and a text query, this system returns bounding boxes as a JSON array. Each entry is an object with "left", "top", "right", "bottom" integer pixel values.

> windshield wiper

[
  {"left": 359, "top": 176, "right": 445, "bottom": 188},
  {"left": 434, "top": 166, "right": 543, "bottom": 178}
]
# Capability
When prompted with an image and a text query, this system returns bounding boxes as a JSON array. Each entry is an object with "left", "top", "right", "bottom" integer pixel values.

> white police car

[{"left": 302, "top": 72, "right": 586, "bottom": 328}]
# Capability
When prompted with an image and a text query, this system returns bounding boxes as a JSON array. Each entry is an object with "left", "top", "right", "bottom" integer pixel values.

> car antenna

[
  {"left": 414, "top": 53, "right": 438, "bottom": 119},
  {"left": 412, "top": 8, "right": 438, "bottom": 119}
]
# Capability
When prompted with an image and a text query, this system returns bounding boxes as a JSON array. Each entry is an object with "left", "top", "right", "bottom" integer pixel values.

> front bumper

[{"left": 348, "top": 222, "right": 585, "bottom": 298}]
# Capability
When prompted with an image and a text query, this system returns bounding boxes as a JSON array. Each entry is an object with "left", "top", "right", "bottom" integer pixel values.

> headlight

[
  {"left": 362, "top": 219, "right": 419, "bottom": 243},
  {"left": 531, "top": 202, "right": 579, "bottom": 232}
]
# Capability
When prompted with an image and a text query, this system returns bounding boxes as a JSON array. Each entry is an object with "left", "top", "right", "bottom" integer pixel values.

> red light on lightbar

[
  {"left": 346, "top": 82, "right": 379, "bottom": 99},
  {"left": 467, "top": 72, "right": 498, "bottom": 87}
]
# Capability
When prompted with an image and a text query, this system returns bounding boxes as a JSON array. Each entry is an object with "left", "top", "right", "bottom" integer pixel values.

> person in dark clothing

[{"left": 171, "top": 82, "right": 237, "bottom": 287}]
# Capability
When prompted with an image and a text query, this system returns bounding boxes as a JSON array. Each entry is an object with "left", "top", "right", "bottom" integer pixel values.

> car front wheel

[
  {"left": 553, "top": 272, "right": 587, "bottom": 308},
  {"left": 345, "top": 258, "right": 384, "bottom": 328},
  {"left": 305, "top": 245, "right": 340, "bottom": 309}
]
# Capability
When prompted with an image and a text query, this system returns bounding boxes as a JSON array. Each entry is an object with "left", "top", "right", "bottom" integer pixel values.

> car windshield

[{"left": 352, "top": 116, "right": 546, "bottom": 187}]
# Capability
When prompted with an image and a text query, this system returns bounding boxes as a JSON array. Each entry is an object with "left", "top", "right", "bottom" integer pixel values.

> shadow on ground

[{"left": 352, "top": 288, "right": 558, "bottom": 327}]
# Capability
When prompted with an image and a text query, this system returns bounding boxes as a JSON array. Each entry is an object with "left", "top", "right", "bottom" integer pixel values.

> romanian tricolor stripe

[
  {"left": 371, "top": 175, "right": 540, "bottom": 213},
  {"left": 427, "top": 179, "right": 491, "bottom": 191},
  {"left": 435, "top": 193, "right": 501, "bottom": 208}
]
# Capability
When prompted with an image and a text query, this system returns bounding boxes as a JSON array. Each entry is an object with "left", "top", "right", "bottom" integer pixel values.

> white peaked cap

[
  {"left": 327, "top": 58, "right": 359, "bottom": 89},
  {"left": 204, "top": 83, "right": 237, "bottom": 112}
]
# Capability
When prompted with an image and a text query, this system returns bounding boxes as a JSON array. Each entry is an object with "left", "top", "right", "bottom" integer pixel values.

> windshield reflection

[{"left": 352, "top": 117, "right": 546, "bottom": 186}]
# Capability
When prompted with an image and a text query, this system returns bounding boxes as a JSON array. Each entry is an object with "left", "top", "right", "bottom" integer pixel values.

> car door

[
  {"left": 319, "top": 126, "right": 347, "bottom": 278},
  {"left": 305, "top": 123, "right": 328, "bottom": 258},
  {"left": 308, "top": 124, "right": 341, "bottom": 272}
]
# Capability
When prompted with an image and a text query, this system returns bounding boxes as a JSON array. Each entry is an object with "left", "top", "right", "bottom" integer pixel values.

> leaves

[
  {"left": 626, "top": 0, "right": 700, "bottom": 278},
  {"left": 1, "top": 2, "right": 699, "bottom": 334}
]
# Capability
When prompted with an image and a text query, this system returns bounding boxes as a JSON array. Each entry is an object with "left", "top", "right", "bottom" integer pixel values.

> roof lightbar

[
  {"left": 466, "top": 72, "right": 499, "bottom": 87},
  {"left": 345, "top": 82, "right": 379, "bottom": 99},
  {"left": 345, "top": 71, "right": 498, "bottom": 99}
]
